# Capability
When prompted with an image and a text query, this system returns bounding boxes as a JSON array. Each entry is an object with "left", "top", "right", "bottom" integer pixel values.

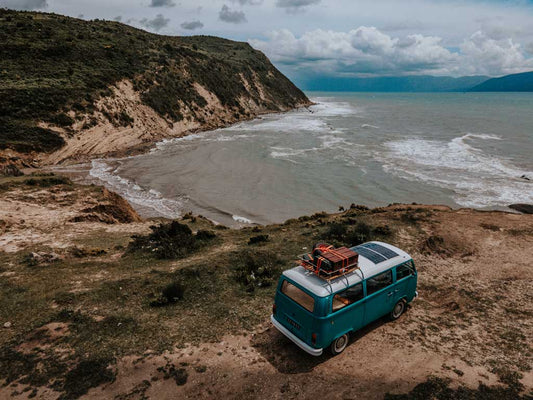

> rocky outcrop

[{"left": 509, "top": 204, "right": 533, "bottom": 214}]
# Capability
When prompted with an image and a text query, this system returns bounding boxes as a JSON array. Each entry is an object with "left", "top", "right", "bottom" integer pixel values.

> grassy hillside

[
  {"left": 469, "top": 71, "right": 533, "bottom": 92},
  {"left": 0, "top": 9, "right": 309, "bottom": 154}
]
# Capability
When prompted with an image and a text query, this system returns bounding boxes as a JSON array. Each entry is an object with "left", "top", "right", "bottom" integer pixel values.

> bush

[
  {"left": 233, "top": 250, "right": 281, "bottom": 292},
  {"left": 128, "top": 221, "right": 216, "bottom": 259},
  {"left": 24, "top": 176, "right": 72, "bottom": 187},
  {"left": 322, "top": 221, "right": 376, "bottom": 246},
  {"left": 196, "top": 230, "right": 216, "bottom": 241},
  {"left": 150, "top": 282, "right": 185, "bottom": 307},
  {"left": 248, "top": 234, "right": 269, "bottom": 245},
  {"left": 324, "top": 223, "right": 347, "bottom": 241}
]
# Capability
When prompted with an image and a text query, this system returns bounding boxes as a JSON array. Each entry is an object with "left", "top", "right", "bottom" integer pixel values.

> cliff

[{"left": 0, "top": 10, "right": 310, "bottom": 164}]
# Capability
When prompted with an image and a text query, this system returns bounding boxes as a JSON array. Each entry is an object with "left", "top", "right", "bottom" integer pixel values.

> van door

[
  {"left": 364, "top": 270, "right": 394, "bottom": 324},
  {"left": 394, "top": 261, "right": 416, "bottom": 302},
  {"left": 329, "top": 283, "right": 365, "bottom": 336},
  {"left": 276, "top": 280, "right": 316, "bottom": 343}
]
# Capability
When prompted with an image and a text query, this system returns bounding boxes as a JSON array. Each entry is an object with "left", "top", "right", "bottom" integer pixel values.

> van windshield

[{"left": 281, "top": 280, "right": 314, "bottom": 312}]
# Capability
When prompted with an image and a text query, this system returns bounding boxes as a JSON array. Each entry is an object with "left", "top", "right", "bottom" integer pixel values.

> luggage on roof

[{"left": 300, "top": 243, "right": 359, "bottom": 279}]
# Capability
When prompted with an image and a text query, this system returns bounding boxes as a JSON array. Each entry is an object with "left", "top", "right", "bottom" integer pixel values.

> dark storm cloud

[
  {"left": 140, "top": 14, "right": 170, "bottom": 31},
  {"left": 219, "top": 5, "right": 247, "bottom": 24},
  {"left": 149, "top": 0, "right": 175, "bottom": 7},
  {"left": 181, "top": 20, "right": 204, "bottom": 30},
  {"left": 0, "top": 0, "right": 47, "bottom": 10}
]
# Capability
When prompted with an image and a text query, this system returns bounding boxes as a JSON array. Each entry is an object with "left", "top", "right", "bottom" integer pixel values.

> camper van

[{"left": 271, "top": 241, "right": 417, "bottom": 356}]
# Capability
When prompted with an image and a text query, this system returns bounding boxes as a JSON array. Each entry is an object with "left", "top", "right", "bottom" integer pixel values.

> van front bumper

[{"left": 270, "top": 315, "right": 323, "bottom": 357}]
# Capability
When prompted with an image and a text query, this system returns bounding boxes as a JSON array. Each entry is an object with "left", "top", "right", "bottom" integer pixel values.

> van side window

[
  {"left": 332, "top": 283, "right": 363, "bottom": 312},
  {"left": 281, "top": 280, "right": 315, "bottom": 312},
  {"left": 396, "top": 262, "right": 415, "bottom": 280},
  {"left": 366, "top": 270, "right": 392, "bottom": 295}
]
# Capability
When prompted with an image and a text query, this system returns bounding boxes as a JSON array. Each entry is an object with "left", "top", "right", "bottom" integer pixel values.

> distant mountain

[
  {"left": 469, "top": 71, "right": 533, "bottom": 92},
  {"left": 297, "top": 75, "right": 489, "bottom": 92}
]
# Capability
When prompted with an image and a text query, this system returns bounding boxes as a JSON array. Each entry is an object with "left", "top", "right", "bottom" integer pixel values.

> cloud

[
  {"left": 459, "top": 31, "right": 533, "bottom": 75},
  {"left": 113, "top": 16, "right": 122, "bottom": 22},
  {"left": 140, "top": 14, "right": 170, "bottom": 31},
  {"left": 0, "top": 0, "right": 47, "bottom": 10},
  {"left": 276, "top": 0, "right": 320, "bottom": 12},
  {"left": 231, "top": 0, "right": 263, "bottom": 4},
  {"left": 250, "top": 27, "right": 456, "bottom": 76},
  {"left": 181, "top": 20, "right": 204, "bottom": 30},
  {"left": 251, "top": 26, "right": 533, "bottom": 77},
  {"left": 149, "top": 0, "right": 175, "bottom": 7},
  {"left": 219, "top": 5, "right": 247, "bottom": 24}
]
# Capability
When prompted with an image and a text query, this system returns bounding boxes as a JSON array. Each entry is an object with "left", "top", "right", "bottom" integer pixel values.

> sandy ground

[
  {"left": 0, "top": 178, "right": 148, "bottom": 253},
  {"left": 79, "top": 208, "right": 532, "bottom": 400},
  {"left": 1, "top": 180, "right": 531, "bottom": 399}
]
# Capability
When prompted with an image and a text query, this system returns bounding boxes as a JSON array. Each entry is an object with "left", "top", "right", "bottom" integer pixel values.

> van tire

[
  {"left": 330, "top": 334, "right": 349, "bottom": 356},
  {"left": 390, "top": 299, "right": 406, "bottom": 320}
]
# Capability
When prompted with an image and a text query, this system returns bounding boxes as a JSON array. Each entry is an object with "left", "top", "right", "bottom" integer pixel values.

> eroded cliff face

[
  {"left": 43, "top": 77, "right": 309, "bottom": 164},
  {"left": 0, "top": 10, "right": 311, "bottom": 165}
]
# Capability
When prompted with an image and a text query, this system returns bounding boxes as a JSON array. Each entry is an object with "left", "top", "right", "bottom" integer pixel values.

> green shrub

[
  {"left": 248, "top": 234, "right": 269, "bottom": 245},
  {"left": 232, "top": 250, "right": 281, "bottom": 292},
  {"left": 128, "top": 221, "right": 216, "bottom": 259}
]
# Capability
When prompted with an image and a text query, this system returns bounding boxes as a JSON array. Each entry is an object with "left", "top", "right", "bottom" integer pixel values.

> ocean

[{"left": 87, "top": 92, "right": 533, "bottom": 226}]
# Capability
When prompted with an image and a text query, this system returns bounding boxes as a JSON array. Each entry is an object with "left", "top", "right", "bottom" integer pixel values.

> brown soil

[{"left": 0, "top": 181, "right": 531, "bottom": 399}]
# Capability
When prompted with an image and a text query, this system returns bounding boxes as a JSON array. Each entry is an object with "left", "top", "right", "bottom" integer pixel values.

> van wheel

[
  {"left": 330, "top": 334, "right": 349, "bottom": 356},
  {"left": 390, "top": 299, "right": 406, "bottom": 320}
]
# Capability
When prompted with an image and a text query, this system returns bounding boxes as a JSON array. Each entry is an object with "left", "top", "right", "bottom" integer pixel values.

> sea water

[{"left": 89, "top": 92, "right": 533, "bottom": 225}]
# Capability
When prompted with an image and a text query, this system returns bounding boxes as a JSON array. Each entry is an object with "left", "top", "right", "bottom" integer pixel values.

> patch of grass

[
  {"left": 24, "top": 176, "right": 72, "bottom": 187},
  {"left": 384, "top": 376, "right": 529, "bottom": 400},
  {"left": 58, "top": 358, "right": 115, "bottom": 400}
]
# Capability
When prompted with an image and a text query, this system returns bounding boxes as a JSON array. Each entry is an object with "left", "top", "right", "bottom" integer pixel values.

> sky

[{"left": 2, "top": 0, "right": 533, "bottom": 81}]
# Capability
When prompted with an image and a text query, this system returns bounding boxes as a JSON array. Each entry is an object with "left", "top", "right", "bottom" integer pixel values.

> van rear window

[{"left": 281, "top": 281, "right": 314, "bottom": 312}]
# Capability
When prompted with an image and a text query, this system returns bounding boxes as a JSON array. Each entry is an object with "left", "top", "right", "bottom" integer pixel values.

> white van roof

[{"left": 282, "top": 241, "right": 412, "bottom": 297}]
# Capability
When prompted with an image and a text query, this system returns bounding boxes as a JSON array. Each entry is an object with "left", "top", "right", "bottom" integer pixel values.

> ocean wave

[
  {"left": 378, "top": 133, "right": 533, "bottom": 207},
  {"left": 89, "top": 160, "right": 183, "bottom": 218},
  {"left": 309, "top": 98, "right": 357, "bottom": 117},
  {"left": 232, "top": 214, "right": 253, "bottom": 224}
]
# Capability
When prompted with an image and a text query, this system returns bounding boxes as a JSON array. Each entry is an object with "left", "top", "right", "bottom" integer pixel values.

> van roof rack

[
  {"left": 299, "top": 255, "right": 359, "bottom": 281},
  {"left": 298, "top": 243, "right": 360, "bottom": 282}
]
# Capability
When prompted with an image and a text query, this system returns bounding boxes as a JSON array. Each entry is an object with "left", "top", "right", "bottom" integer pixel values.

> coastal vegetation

[{"left": 0, "top": 9, "right": 308, "bottom": 156}]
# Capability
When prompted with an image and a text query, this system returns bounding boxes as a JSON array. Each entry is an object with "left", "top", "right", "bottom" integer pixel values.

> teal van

[{"left": 271, "top": 241, "right": 417, "bottom": 356}]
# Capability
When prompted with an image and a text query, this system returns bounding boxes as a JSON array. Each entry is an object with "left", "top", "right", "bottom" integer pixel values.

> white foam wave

[
  {"left": 361, "top": 124, "right": 379, "bottom": 129},
  {"left": 232, "top": 215, "right": 253, "bottom": 224},
  {"left": 309, "top": 98, "right": 357, "bottom": 117},
  {"left": 379, "top": 133, "right": 533, "bottom": 207},
  {"left": 89, "top": 160, "right": 183, "bottom": 218}
]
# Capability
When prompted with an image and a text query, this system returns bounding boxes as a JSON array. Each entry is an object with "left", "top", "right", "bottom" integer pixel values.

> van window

[
  {"left": 397, "top": 262, "right": 415, "bottom": 280},
  {"left": 332, "top": 283, "right": 363, "bottom": 312},
  {"left": 366, "top": 270, "right": 392, "bottom": 295},
  {"left": 281, "top": 280, "right": 314, "bottom": 312}
]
